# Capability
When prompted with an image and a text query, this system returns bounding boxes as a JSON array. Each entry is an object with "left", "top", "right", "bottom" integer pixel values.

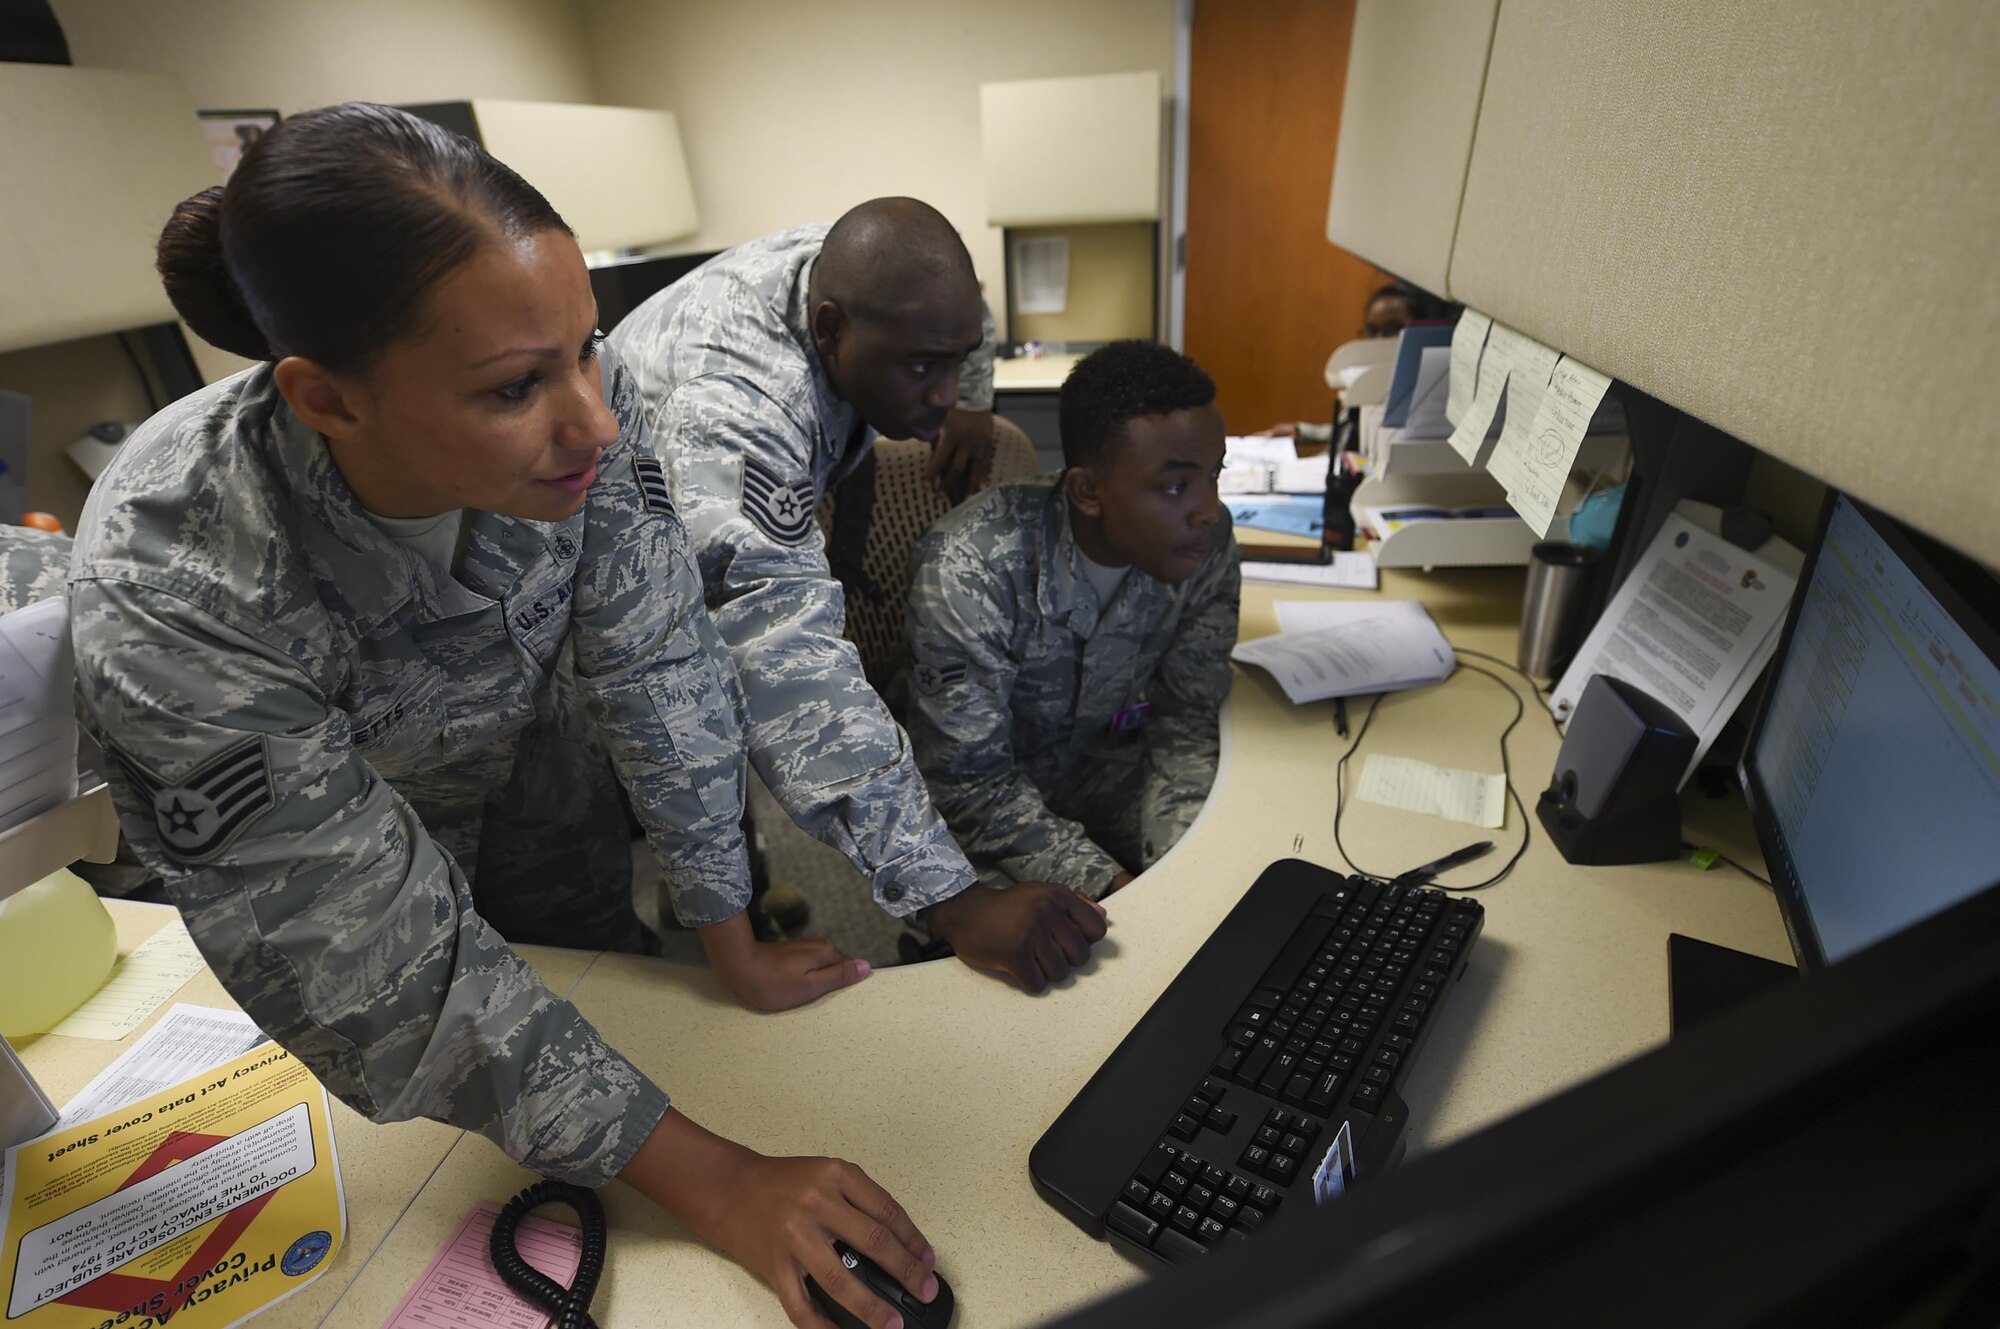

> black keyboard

[{"left": 1030, "top": 859, "right": 1483, "bottom": 1264}]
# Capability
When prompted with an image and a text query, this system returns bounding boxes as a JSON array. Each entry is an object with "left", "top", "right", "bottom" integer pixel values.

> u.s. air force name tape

[{"left": 110, "top": 735, "right": 276, "bottom": 864}]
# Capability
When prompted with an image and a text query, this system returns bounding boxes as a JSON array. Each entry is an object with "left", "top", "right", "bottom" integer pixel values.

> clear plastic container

[{"left": 0, "top": 868, "right": 116, "bottom": 1038}]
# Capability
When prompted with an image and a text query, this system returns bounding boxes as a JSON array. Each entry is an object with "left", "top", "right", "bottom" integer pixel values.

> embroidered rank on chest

[
  {"left": 633, "top": 455, "right": 675, "bottom": 514},
  {"left": 741, "top": 456, "right": 818, "bottom": 545}
]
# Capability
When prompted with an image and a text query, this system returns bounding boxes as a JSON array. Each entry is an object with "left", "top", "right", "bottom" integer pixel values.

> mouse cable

[
  {"left": 489, "top": 1180, "right": 607, "bottom": 1329},
  {"left": 1330, "top": 659, "right": 1531, "bottom": 893},
  {"left": 1442, "top": 645, "right": 1567, "bottom": 738}
]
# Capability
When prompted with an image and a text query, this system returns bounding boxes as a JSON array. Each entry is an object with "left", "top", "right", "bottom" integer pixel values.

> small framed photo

[{"left": 198, "top": 109, "right": 280, "bottom": 180}]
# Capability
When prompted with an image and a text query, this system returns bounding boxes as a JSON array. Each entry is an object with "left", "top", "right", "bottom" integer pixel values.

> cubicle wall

[
  {"left": 1323, "top": 0, "right": 1495, "bottom": 298},
  {"left": 1327, "top": 0, "right": 2000, "bottom": 569}
]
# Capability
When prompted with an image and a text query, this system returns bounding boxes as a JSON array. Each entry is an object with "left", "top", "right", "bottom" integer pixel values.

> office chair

[{"left": 819, "top": 416, "right": 1041, "bottom": 715}]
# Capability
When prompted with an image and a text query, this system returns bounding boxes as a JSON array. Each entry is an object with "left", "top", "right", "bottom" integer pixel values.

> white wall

[
  {"left": 578, "top": 0, "right": 1178, "bottom": 338},
  {"left": 49, "top": 0, "right": 598, "bottom": 112}
]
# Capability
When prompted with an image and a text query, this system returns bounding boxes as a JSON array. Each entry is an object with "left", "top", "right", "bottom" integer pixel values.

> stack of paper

[
  {"left": 1551, "top": 509, "right": 1800, "bottom": 784},
  {"left": 1232, "top": 600, "right": 1455, "bottom": 703},
  {"left": 1241, "top": 552, "right": 1379, "bottom": 590},
  {"left": 1222, "top": 434, "right": 1335, "bottom": 505},
  {"left": 0, "top": 598, "right": 77, "bottom": 835}
]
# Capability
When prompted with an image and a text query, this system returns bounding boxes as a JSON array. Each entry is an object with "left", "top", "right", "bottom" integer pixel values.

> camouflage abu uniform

[
  {"left": 68, "top": 346, "right": 747, "bottom": 1185},
  {"left": 607, "top": 224, "right": 995, "bottom": 916},
  {"left": 0, "top": 526, "right": 71, "bottom": 607},
  {"left": 905, "top": 477, "right": 1241, "bottom": 898}
]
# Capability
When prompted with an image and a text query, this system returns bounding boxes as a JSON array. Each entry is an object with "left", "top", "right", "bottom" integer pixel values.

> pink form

[{"left": 383, "top": 1201, "right": 584, "bottom": 1328}]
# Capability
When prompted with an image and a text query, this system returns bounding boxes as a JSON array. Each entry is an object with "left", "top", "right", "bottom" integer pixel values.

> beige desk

[
  {"left": 10, "top": 568, "right": 1785, "bottom": 1327},
  {"left": 313, "top": 567, "right": 1788, "bottom": 1328}
]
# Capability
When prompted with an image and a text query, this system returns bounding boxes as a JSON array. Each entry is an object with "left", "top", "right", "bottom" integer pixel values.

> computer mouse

[
  {"left": 87, "top": 421, "right": 127, "bottom": 444},
  {"left": 804, "top": 1241, "right": 954, "bottom": 1329}
]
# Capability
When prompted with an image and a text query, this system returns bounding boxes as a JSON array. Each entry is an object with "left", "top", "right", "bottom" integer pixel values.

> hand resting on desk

[{"left": 922, "top": 880, "right": 1109, "bottom": 994}]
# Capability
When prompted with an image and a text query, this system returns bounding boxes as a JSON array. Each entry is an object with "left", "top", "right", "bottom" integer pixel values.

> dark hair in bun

[{"left": 155, "top": 102, "right": 570, "bottom": 372}]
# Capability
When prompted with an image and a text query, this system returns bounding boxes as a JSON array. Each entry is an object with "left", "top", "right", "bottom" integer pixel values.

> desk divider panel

[
  {"left": 1446, "top": 0, "right": 2000, "bottom": 568},
  {"left": 1324, "top": 0, "right": 1498, "bottom": 298}
]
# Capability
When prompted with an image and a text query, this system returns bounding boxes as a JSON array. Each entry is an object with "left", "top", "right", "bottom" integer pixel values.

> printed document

[
  {"left": 384, "top": 1202, "right": 583, "bottom": 1329},
  {"left": 1552, "top": 512, "right": 1798, "bottom": 781},
  {"left": 1233, "top": 602, "right": 1454, "bottom": 703},
  {"left": 1, "top": 1040, "right": 345, "bottom": 1329}
]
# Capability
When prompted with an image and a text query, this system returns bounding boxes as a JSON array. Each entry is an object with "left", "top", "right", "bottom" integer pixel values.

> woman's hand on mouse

[
  {"left": 623, "top": 1109, "right": 938, "bottom": 1329},
  {"left": 920, "top": 881, "right": 1108, "bottom": 993},
  {"left": 698, "top": 912, "right": 871, "bottom": 1011}
]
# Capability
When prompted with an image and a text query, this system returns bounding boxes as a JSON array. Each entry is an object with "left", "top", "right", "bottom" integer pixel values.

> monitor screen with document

[{"left": 1740, "top": 490, "right": 2000, "bottom": 968}]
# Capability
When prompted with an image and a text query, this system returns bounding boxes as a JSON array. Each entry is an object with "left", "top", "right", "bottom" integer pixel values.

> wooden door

[{"left": 1185, "top": 0, "right": 1393, "bottom": 434}]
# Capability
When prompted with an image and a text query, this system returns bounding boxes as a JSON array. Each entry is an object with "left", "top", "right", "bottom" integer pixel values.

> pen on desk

[
  {"left": 1334, "top": 695, "right": 1350, "bottom": 738},
  {"left": 1394, "top": 840, "right": 1495, "bottom": 885}
]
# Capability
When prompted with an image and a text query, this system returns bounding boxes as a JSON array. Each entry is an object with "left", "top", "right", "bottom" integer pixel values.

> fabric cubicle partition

[
  {"left": 1324, "top": 0, "right": 1497, "bottom": 297},
  {"left": 1445, "top": 0, "right": 2000, "bottom": 567}
]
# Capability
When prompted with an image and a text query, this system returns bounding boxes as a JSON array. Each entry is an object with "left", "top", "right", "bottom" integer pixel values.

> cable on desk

[
  {"left": 1443, "top": 646, "right": 1566, "bottom": 738},
  {"left": 1330, "top": 660, "right": 1531, "bottom": 892},
  {"left": 489, "top": 1180, "right": 607, "bottom": 1329},
  {"left": 1681, "top": 841, "right": 1774, "bottom": 889}
]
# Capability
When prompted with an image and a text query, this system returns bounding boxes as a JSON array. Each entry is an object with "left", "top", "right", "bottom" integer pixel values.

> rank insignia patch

[
  {"left": 633, "top": 455, "right": 675, "bottom": 514},
  {"left": 912, "top": 660, "right": 968, "bottom": 696},
  {"left": 741, "top": 457, "right": 817, "bottom": 545},
  {"left": 110, "top": 735, "right": 276, "bottom": 864}
]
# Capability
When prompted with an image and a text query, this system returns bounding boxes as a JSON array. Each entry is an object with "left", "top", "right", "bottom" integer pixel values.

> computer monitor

[{"left": 1740, "top": 491, "right": 2000, "bottom": 968}]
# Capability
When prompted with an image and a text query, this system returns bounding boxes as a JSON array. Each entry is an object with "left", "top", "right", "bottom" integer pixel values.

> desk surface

[
  {"left": 994, "top": 354, "right": 1084, "bottom": 394},
  {"left": 15, "top": 567, "right": 1787, "bottom": 1328}
]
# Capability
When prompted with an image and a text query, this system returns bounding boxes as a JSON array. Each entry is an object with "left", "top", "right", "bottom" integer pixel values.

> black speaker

[{"left": 1538, "top": 675, "right": 1696, "bottom": 865}]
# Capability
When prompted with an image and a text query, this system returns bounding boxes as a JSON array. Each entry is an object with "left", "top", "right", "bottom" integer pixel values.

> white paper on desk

[
  {"left": 1242, "top": 553, "right": 1378, "bottom": 590},
  {"left": 1220, "top": 461, "right": 1272, "bottom": 494},
  {"left": 1551, "top": 512, "right": 1798, "bottom": 783},
  {"left": 58, "top": 1003, "right": 268, "bottom": 1127},
  {"left": 46, "top": 918, "right": 210, "bottom": 1041},
  {"left": 1487, "top": 355, "right": 1613, "bottom": 538},
  {"left": 1226, "top": 435, "right": 1300, "bottom": 465},
  {"left": 1356, "top": 754, "right": 1507, "bottom": 829},
  {"left": 1232, "top": 607, "right": 1454, "bottom": 703},
  {"left": 1445, "top": 309, "right": 1492, "bottom": 435},
  {"left": 1272, "top": 453, "right": 1332, "bottom": 494},
  {"left": 1013, "top": 234, "right": 1069, "bottom": 314},
  {"left": 1273, "top": 598, "right": 1427, "bottom": 634}
]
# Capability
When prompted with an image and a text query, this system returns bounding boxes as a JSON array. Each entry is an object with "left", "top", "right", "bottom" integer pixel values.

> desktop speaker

[{"left": 1538, "top": 674, "right": 1696, "bottom": 865}]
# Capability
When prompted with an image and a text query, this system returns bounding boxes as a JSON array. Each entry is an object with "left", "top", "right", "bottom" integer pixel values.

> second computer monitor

[{"left": 1739, "top": 490, "right": 2000, "bottom": 968}]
